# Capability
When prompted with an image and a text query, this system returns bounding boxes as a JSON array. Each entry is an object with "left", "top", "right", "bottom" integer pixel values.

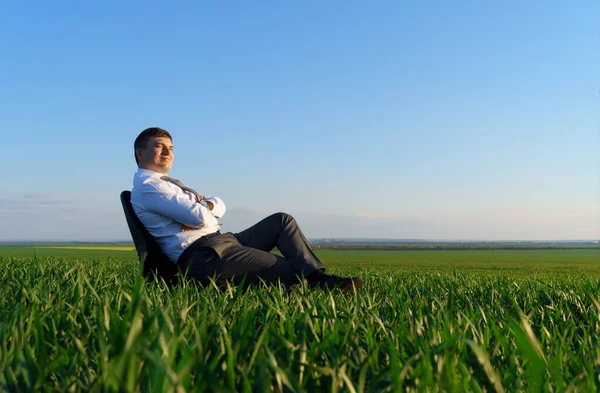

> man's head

[{"left": 134, "top": 127, "right": 174, "bottom": 174}]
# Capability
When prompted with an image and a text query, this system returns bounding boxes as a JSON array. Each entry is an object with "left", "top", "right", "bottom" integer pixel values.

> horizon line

[{"left": 1, "top": 238, "right": 598, "bottom": 243}]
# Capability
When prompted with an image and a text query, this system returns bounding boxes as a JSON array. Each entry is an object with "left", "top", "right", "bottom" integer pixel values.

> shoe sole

[{"left": 341, "top": 277, "right": 364, "bottom": 294}]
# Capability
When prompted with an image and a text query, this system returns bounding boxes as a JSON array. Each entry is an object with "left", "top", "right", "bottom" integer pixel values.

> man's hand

[
  {"left": 195, "top": 195, "right": 214, "bottom": 210},
  {"left": 181, "top": 224, "right": 196, "bottom": 232},
  {"left": 193, "top": 193, "right": 212, "bottom": 210}
]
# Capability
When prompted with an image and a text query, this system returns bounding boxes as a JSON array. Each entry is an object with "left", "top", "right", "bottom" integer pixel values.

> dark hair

[{"left": 134, "top": 127, "right": 172, "bottom": 165}]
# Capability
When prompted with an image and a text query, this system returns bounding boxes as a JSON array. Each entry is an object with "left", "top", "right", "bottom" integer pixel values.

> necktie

[{"left": 161, "top": 176, "right": 208, "bottom": 207}]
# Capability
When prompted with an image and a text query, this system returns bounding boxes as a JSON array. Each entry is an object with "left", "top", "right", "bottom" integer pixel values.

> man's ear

[{"left": 135, "top": 148, "right": 144, "bottom": 162}]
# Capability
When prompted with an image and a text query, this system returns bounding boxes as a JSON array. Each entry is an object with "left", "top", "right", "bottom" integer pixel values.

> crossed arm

[{"left": 141, "top": 182, "right": 226, "bottom": 229}]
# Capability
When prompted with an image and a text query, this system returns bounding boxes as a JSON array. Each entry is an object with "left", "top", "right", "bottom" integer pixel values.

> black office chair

[{"left": 120, "top": 191, "right": 179, "bottom": 284}]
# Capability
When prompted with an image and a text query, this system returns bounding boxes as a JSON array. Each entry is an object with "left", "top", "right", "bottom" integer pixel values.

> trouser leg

[
  {"left": 233, "top": 212, "right": 325, "bottom": 277},
  {"left": 180, "top": 244, "right": 299, "bottom": 286}
]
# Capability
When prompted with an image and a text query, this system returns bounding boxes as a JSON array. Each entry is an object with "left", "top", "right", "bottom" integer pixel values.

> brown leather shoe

[{"left": 341, "top": 276, "right": 364, "bottom": 294}]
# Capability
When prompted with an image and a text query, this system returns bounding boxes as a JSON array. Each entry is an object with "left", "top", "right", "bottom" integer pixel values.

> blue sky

[{"left": 1, "top": 1, "right": 598, "bottom": 241}]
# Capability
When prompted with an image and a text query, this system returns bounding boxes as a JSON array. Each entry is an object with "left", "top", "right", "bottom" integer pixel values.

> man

[{"left": 131, "top": 127, "right": 364, "bottom": 293}]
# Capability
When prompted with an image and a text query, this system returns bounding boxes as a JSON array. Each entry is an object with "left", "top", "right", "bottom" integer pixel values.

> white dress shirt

[{"left": 131, "top": 168, "right": 226, "bottom": 263}]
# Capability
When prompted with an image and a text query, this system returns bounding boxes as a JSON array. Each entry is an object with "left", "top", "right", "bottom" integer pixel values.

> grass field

[{"left": 1, "top": 246, "right": 599, "bottom": 391}]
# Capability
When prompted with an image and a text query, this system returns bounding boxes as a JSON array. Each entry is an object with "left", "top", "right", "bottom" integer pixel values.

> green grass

[{"left": 1, "top": 249, "right": 599, "bottom": 391}]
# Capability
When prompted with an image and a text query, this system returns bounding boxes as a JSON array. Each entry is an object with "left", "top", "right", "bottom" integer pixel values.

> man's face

[{"left": 136, "top": 137, "right": 174, "bottom": 174}]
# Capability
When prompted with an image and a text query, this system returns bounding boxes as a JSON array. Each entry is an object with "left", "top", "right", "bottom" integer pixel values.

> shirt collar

[{"left": 136, "top": 168, "right": 167, "bottom": 178}]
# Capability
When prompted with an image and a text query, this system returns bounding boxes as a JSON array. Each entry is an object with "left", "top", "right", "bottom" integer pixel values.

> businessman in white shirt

[{"left": 131, "top": 127, "right": 364, "bottom": 293}]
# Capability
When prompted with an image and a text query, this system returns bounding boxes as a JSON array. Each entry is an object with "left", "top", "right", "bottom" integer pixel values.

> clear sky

[{"left": 1, "top": 1, "right": 598, "bottom": 241}]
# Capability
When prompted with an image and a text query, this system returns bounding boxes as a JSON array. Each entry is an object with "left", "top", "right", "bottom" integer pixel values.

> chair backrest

[{"left": 120, "top": 191, "right": 178, "bottom": 283}]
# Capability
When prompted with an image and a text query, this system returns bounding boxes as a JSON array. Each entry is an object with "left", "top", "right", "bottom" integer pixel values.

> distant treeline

[{"left": 310, "top": 243, "right": 600, "bottom": 251}]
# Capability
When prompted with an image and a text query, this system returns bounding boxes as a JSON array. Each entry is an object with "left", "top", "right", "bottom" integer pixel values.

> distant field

[
  {"left": 319, "top": 249, "right": 600, "bottom": 276},
  {"left": 2, "top": 244, "right": 599, "bottom": 276},
  {"left": 35, "top": 246, "right": 135, "bottom": 251},
  {"left": 1, "top": 247, "right": 599, "bottom": 391},
  {"left": 2, "top": 240, "right": 597, "bottom": 256},
  {"left": 0, "top": 243, "right": 136, "bottom": 259}
]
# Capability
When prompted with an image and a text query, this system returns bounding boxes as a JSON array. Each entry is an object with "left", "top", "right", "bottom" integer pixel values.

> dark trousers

[{"left": 179, "top": 213, "right": 325, "bottom": 286}]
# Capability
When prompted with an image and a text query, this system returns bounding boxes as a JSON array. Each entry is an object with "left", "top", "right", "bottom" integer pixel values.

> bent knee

[{"left": 274, "top": 212, "right": 295, "bottom": 223}]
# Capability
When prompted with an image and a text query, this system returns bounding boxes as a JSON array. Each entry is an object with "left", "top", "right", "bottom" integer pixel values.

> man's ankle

[{"left": 306, "top": 269, "right": 327, "bottom": 280}]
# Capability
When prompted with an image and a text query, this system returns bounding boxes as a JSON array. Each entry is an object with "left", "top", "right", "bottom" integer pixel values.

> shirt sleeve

[
  {"left": 140, "top": 181, "right": 219, "bottom": 228},
  {"left": 204, "top": 196, "right": 226, "bottom": 218}
]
